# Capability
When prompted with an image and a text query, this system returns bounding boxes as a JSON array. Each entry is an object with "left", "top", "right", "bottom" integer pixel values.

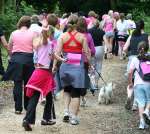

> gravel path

[{"left": 0, "top": 57, "right": 150, "bottom": 134}]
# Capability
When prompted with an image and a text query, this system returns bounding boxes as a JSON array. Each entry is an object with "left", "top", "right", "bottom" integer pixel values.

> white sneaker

[
  {"left": 70, "top": 117, "right": 80, "bottom": 125},
  {"left": 139, "top": 120, "right": 149, "bottom": 129},
  {"left": 132, "top": 104, "right": 138, "bottom": 111},
  {"left": 139, "top": 119, "right": 149, "bottom": 130},
  {"left": 139, "top": 121, "right": 145, "bottom": 129},
  {"left": 63, "top": 111, "right": 70, "bottom": 122},
  {"left": 120, "top": 57, "right": 123, "bottom": 60}
]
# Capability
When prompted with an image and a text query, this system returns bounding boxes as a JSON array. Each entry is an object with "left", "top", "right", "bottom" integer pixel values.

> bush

[
  {"left": 0, "top": 1, "right": 36, "bottom": 37},
  {"left": 130, "top": 8, "right": 150, "bottom": 34}
]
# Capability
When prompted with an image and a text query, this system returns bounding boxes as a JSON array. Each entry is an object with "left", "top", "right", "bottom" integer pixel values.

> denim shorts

[
  {"left": 134, "top": 84, "right": 150, "bottom": 108},
  {"left": 105, "top": 31, "right": 114, "bottom": 38}
]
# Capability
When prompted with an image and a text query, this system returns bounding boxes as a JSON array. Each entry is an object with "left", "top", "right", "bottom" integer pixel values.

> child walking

[
  {"left": 22, "top": 26, "right": 56, "bottom": 131},
  {"left": 128, "top": 41, "right": 150, "bottom": 129}
]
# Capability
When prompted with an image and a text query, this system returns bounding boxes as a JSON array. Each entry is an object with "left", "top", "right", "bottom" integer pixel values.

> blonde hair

[
  {"left": 88, "top": 11, "right": 97, "bottom": 18},
  {"left": 42, "top": 26, "right": 55, "bottom": 45}
]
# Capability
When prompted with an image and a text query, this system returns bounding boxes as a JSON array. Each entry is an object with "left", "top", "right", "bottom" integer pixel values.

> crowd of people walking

[{"left": 0, "top": 9, "right": 150, "bottom": 131}]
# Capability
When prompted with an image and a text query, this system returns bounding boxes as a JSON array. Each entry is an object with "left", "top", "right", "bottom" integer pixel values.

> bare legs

[
  {"left": 63, "top": 89, "right": 80, "bottom": 125},
  {"left": 71, "top": 98, "right": 80, "bottom": 116},
  {"left": 63, "top": 91, "right": 80, "bottom": 116},
  {"left": 64, "top": 92, "right": 71, "bottom": 112},
  {"left": 104, "top": 36, "right": 113, "bottom": 59}
]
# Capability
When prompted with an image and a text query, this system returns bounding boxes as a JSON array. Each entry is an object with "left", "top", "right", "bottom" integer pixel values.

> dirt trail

[{"left": 0, "top": 57, "right": 150, "bottom": 134}]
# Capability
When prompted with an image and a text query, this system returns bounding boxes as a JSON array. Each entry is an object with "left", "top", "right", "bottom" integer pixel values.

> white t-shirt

[
  {"left": 130, "top": 57, "right": 150, "bottom": 86},
  {"left": 126, "top": 19, "right": 136, "bottom": 29},
  {"left": 116, "top": 19, "right": 128, "bottom": 35},
  {"left": 29, "top": 24, "right": 42, "bottom": 34}
]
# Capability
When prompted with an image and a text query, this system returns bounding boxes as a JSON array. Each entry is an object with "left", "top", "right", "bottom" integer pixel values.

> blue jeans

[{"left": 134, "top": 84, "right": 150, "bottom": 108}]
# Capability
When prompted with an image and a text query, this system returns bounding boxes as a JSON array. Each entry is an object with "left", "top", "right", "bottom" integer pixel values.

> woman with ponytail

[
  {"left": 123, "top": 20, "right": 150, "bottom": 111},
  {"left": 55, "top": 14, "right": 91, "bottom": 125},
  {"left": 128, "top": 41, "right": 150, "bottom": 129},
  {"left": 22, "top": 26, "right": 56, "bottom": 131},
  {"left": 116, "top": 13, "right": 128, "bottom": 60}
]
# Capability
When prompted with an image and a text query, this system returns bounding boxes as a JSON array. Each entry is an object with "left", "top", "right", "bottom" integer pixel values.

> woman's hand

[
  {"left": 62, "top": 58, "right": 68, "bottom": 63},
  {"left": 52, "top": 66, "right": 57, "bottom": 74},
  {"left": 128, "top": 83, "right": 133, "bottom": 89}
]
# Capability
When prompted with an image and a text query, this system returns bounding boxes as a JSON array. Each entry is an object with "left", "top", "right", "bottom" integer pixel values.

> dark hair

[
  {"left": 67, "top": 14, "right": 78, "bottom": 32},
  {"left": 17, "top": 16, "right": 31, "bottom": 29},
  {"left": 31, "top": 15, "right": 40, "bottom": 24},
  {"left": 120, "top": 13, "right": 125, "bottom": 22},
  {"left": 137, "top": 41, "right": 150, "bottom": 61},
  {"left": 76, "top": 17, "right": 87, "bottom": 33},
  {"left": 47, "top": 14, "right": 58, "bottom": 27},
  {"left": 94, "top": 19, "right": 100, "bottom": 28},
  {"left": 132, "top": 20, "right": 144, "bottom": 37}
]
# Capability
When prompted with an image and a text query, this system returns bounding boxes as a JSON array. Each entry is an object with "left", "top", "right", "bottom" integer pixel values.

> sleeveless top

[
  {"left": 63, "top": 32, "right": 82, "bottom": 53},
  {"left": 128, "top": 33, "right": 148, "bottom": 56},
  {"left": 104, "top": 18, "right": 114, "bottom": 32}
]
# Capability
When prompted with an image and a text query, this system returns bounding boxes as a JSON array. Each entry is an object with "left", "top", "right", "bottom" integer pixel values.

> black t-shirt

[{"left": 88, "top": 26, "right": 105, "bottom": 46}]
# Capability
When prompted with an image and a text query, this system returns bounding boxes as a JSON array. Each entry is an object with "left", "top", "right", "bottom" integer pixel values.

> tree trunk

[{"left": 0, "top": 0, "right": 5, "bottom": 14}]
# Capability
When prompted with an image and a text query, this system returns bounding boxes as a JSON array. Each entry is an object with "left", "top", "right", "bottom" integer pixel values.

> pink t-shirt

[
  {"left": 130, "top": 57, "right": 150, "bottom": 86},
  {"left": 36, "top": 40, "right": 53, "bottom": 68},
  {"left": 9, "top": 29, "right": 35, "bottom": 53},
  {"left": 104, "top": 18, "right": 114, "bottom": 32},
  {"left": 84, "top": 33, "right": 95, "bottom": 55}
]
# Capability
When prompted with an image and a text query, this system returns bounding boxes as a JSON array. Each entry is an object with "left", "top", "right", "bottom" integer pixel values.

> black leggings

[
  {"left": 64, "top": 86, "right": 86, "bottom": 98},
  {"left": 23, "top": 91, "right": 55, "bottom": 124}
]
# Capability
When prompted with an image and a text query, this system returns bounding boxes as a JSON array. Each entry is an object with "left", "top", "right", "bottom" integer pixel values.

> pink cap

[{"left": 113, "top": 12, "right": 119, "bottom": 17}]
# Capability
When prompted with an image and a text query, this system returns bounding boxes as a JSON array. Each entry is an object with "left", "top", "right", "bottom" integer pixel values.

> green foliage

[
  {"left": 25, "top": 0, "right": 58, "bottom": 13},
  {"left": 144, "top": 17, "right": 150, "bottom": 34},
  {"left": 129, "top": 8, "right": 150, "bottom": 34},
  {"left": 131, "top": 8, "right": 147, "bottom": 21},
  {"left": 0, "top": 1, "right": 36, "bottom": 37}
]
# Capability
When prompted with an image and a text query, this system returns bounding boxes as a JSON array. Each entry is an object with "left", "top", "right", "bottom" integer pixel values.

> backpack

[{"left": 137, "top": 60, "right": 150, "bottom": 82}]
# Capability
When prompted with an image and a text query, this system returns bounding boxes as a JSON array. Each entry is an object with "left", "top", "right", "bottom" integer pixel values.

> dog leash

[{"left": 93, "top": 67, "right": 107, "bottom": 86}]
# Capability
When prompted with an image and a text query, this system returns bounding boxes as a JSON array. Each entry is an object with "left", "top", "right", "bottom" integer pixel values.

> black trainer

[
  {"left": 41, "top": 120, "right": 56, "bottom": 125},
  {"left": 22, "top": 120, "right": 32, "bottom": 131}
]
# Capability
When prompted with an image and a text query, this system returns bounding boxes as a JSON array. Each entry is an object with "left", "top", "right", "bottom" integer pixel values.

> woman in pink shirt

[
  {"left": 2, "top": 16, "right": 35, "bottom": 114},
  {"left": 103, "top": 10, "right": 116, "bottom": 59}
]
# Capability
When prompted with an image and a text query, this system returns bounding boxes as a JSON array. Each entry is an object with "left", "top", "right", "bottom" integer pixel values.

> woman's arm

[
  {"left": 0, "top": 35, "right": 8, "bottom": 50},
  {"left": 88, "top": 34, "right": 95, "bottom": 56},
  {"left": 128, "top": 69, "right": 134, "bottom": 88},
  {"left": 7, "top": 33, "right": 14, "bottom": 55},
  {"left": 54, "top": 34, "right": 67, "bottom": 62},
  {"left": 82, "top": 35, "right": 91, "bottom": 63},
  {"left": 128, "top": 57, "right": 136, "bottom": 88},
  {"left": 33, "top": 34, "right": 43, "bottom": 50},
  {"left": 123, "top": 35, "right": 131, "bottom": 52}
]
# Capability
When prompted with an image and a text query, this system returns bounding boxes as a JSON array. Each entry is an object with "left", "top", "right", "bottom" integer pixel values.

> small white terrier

[{"left": 98, "top": 82, "right": 115, "bottom": 105}]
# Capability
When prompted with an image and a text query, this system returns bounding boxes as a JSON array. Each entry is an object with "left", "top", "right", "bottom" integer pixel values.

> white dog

[{"left": 98, "top": 82, "right": 115, "bottom": 105}]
